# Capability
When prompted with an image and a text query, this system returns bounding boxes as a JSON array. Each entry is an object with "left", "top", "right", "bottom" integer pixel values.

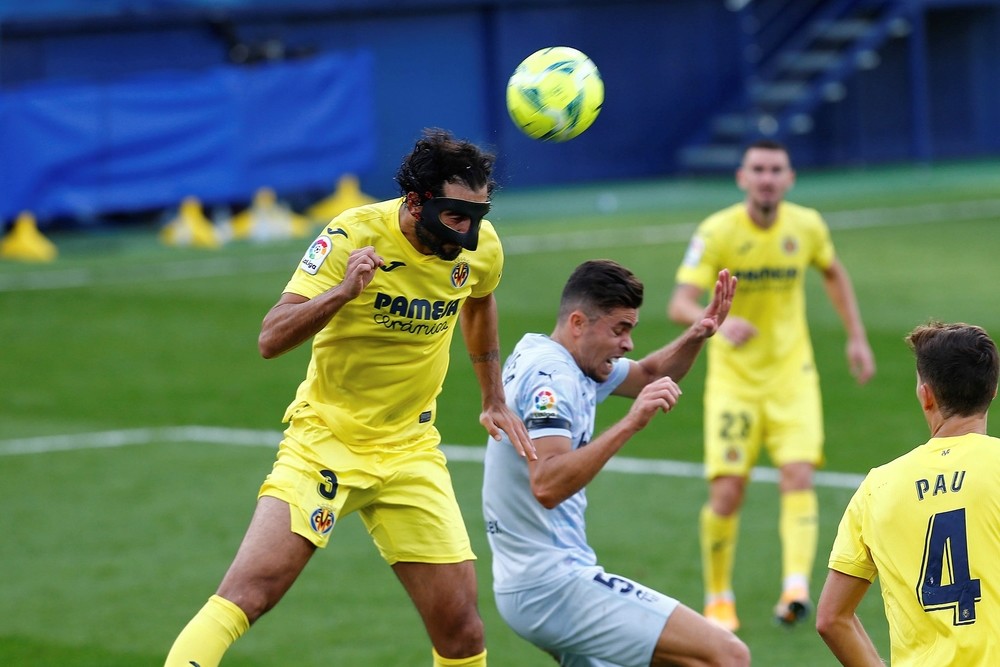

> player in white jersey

[
  {"left": 483, "top": 260, "right": 749, "bottom": 667},
  {"left": 817, "top": 322, "right": 1000, "bottom": 666}
]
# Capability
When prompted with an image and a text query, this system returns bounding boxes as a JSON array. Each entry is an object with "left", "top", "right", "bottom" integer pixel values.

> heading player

[{"left": 164, "top": 128, "right": 533, "bottom": 667}]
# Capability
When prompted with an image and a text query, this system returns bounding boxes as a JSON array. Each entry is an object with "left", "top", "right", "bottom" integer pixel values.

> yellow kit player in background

[
  {"left": 818, "top": 322, "right": 1000, "bottom": 665},
  {"left": 164, "top": 128, "right": 534, "bottom": 667},
  {"left": 668, "top": 140, "right": 875, "bottom": 631}
]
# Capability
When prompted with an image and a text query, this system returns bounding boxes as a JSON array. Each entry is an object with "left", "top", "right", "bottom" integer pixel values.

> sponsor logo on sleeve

[
  {"left": 533, "top": 387, "right": 558, "bottom": 414},
  {"left": 300, "top": 236, "right": 332, "bottom": 275},
  {"left": 682, "top": 236, "right": 705, "bottom": 268}
]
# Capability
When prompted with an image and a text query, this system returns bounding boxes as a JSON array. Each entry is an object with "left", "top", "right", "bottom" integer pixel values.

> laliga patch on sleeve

[
  {"left": 532, "top": 387, "right": 559, "bottom": 415},
  {"left": 300, "top": 236, "right": 332, "bottom": 275},
  {"left": 682, "top": 236, "right": 705, "bottom": 268}
]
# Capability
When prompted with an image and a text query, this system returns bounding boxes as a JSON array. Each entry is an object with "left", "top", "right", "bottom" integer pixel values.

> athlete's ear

[
  {"left": 405, "top": 192, "right": 422, "bottom": 217},
  {"left": 567, "top": 310, "right": 589, "bottom": 335},
  {"left": 917, "top": 382, "right": 935, "bottom": 411}
]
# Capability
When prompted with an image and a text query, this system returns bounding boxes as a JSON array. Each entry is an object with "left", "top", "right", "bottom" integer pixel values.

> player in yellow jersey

[
  {"left": 817, "top": 321, "right": 1000, "bottom": 665},
  {"left": 668, "top": 140, "right": 875, "bottom": 631},
  {"left": 164, "top": 129, "right": 534, "bottom": 667}
]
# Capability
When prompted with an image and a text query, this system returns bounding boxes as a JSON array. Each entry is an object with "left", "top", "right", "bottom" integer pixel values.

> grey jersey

[{"left": 483, "top": 333, "right": 628, "bottom": 593}]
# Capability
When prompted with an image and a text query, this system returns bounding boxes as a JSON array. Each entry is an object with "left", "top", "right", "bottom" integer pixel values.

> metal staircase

[{"left": 677, "top": 0, "right": 913, "bottom": 171}]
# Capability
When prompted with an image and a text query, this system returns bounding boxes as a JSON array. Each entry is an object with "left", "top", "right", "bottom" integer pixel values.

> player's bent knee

[
  {"left": 215, "top": 585, "right": 281, "bottom": 624},
  {"left": 430, "top": 609, "right": 485, "bottom": 657}
]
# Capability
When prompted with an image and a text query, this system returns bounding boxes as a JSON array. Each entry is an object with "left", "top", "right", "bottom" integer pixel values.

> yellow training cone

[
  {"left": 160, "top": 196, "right": 221, "bottom": 249},
  {"left": 231, "top": 187, "right": 312, "bottom": 242},
  {"left": 307, "top": 174, "right": 376, "bottom": 224},
  {"left": 0, "top": 211, "right": 58, "bottom": 262}
]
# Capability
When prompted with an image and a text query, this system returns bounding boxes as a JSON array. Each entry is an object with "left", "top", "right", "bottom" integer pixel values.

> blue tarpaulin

[{"left": 0, "top": 50, "right": 376, "bottom": 221}]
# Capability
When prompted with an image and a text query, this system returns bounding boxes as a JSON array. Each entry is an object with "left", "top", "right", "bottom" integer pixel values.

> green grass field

[{"left": 2, "top": 159, "right": 999, "bottom": 665}]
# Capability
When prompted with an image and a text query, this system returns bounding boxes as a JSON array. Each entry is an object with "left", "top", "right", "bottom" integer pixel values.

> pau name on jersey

[{"left": 915, "top": 469, "right": 967, "bottom": 501}]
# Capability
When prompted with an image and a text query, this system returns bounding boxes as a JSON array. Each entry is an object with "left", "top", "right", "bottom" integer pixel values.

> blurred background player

[
  {"left": 817, "top": 321, "right": 1000, "bottom": 666},
  {"left": 668, "top": 139, "right": 876, "bottom": 631},
  {"left": 164, "top": 129, "right": 533, "bottom": 667},
  {"left": 483, "top": 260, "right": 749, "bottom": 666}
]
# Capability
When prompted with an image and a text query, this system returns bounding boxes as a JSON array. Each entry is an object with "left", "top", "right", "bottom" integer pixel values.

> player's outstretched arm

[
  {"left": 460, "top": 293, "right": 536, "bottom": 460},
  {"left": 258, "top": 246, "right": 383, "bottom": 358},
  {"left": 617, "top": 270, "right": 736, "bottom": 397},
  {"left": 691, "top": 268, "right": 736, "bottom": 338},
  {"left": 529, "top": 376, "right": 682, "bottom": 508}
]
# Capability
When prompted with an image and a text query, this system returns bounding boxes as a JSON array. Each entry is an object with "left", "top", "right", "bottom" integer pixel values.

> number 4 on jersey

[{"left": 918, "top": 508, "right": 982, "bottom": 625}]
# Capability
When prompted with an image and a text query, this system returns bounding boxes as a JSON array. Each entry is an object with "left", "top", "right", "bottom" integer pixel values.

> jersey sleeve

[
  {"left": 283, "top": 227, "right": 358, "bottom": 298},
  {"left": 808, "top": 210, "right": 836, "bottom": 271},
  {"left": 828, "top": 475, "right": 879, "bottom": 582},
  {"left": 675, "top": 220, "right": 722, "bottom": 290},
  {"left": 516, "top": 361, "right": 577, "bottom": 441}
]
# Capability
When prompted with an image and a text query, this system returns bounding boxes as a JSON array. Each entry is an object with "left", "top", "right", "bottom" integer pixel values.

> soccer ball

[{"left": 506, "top": 46, "right": 604, "bottom": 142}]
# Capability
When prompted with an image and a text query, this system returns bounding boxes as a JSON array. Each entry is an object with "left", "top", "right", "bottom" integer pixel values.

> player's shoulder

[
  {"left": 473, "top": 218, "right": 502, "bottom": 255},
  {"left": 513, "top": 335, "right": 576, "bottom": 371},
  {"left": 699, "top": 203, "right": 744, "bottom": 231},
  {"left": 863, "top": 441, "right": 943, "bottom": 489},
  {"left": 780, "top": 201, "right": 826, "bottom": 228},
  {"left": 480, "top": 218, "right": 500, "bottom": 241},
  {"left": 321, "top": 198, "right": 397, "bottom": 239}
]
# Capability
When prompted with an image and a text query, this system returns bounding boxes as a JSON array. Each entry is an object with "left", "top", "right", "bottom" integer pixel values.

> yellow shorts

[
  {"left": 703, "top": 378, "right": 824, "bottom": 478},
  {"left": 258, "top": 406, "right": 475, "bottom": 565}
]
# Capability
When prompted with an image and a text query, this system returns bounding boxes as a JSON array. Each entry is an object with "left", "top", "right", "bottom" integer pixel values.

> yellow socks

[
  {"left": 164, "top": 597, "right": 488, "bottom": 666},
  {"left": 164, "top": 595, "right": 249, "bottom": 667},
  {"left": 433, "top": 648, "right": 487, "bottom": 666},
  {"left": 700, "top": 504, "right": 740, "bottom": 599},
  {"left": 779, "top": 489, "right": 818, "bottom": 591}
]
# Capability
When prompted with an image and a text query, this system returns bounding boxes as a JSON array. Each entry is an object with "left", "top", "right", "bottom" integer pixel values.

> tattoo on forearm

[{"left": 469, "top": 350, "right": 500, "bottom": 364}]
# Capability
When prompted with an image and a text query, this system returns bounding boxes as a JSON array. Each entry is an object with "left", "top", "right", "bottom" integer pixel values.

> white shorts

[{"left": 494, "top": 566, "right": 679, "bottom": 667}]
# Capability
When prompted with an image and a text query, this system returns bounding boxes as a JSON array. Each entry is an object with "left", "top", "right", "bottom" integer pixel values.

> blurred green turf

[{"left": 1, "top": 159, "right": 998, "bottom": 665}]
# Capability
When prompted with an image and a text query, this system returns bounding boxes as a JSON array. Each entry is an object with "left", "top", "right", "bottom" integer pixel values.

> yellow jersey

[
  {"left": 282, "top": 198, "right": 503, "bottom": 446},
  {"left": 675, "top": 201, "right": 834, "bottom": 391},
  {"left": 829, "top": 433, "right": 1000, "bottom": 665}
]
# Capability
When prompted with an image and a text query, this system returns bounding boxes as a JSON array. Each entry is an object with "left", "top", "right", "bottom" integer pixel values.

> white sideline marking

[
  {"left": 0, "top": 426, "right": 865, "bottom": 490},
  {"left": 2, "top": 198, "right": 998, "bottom": 293}
]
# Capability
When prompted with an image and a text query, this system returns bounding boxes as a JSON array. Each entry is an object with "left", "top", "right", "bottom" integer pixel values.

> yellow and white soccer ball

[{"left": 506, "top": 46, "right": 604, "bottom": 142}]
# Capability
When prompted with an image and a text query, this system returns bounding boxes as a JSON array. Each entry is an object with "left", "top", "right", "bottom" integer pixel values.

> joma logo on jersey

[{"left": 373, "top": 292, "right": 459, "bottom": 320}]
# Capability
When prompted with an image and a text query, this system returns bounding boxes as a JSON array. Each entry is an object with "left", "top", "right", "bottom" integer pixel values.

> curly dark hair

[
  {"left": 558, "top": 260, "right": 644, "bottom": 322},
  {"left": 394, "top": 128, "right": 496, "bottom": 200}
]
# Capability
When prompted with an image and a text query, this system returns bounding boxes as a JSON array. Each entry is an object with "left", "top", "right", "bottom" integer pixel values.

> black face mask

[{"left": 415, "top": 196, "right": 490, "bottom": 254}]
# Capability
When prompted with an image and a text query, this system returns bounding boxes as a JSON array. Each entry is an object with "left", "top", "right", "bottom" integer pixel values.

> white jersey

[{"left": 483, "top": 333, "right": 629, "bottom": 593}]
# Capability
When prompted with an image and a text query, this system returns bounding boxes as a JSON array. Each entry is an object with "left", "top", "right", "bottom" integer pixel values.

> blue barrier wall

[
  {"left": 0, "top": 50, "right": 376, "bottom": 220},
  {"left": 784, "top": 2, "right": 1000, "bottom": 165},
  {"left": 0, "top": 0, "right": 997, "bottom": 224}
]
